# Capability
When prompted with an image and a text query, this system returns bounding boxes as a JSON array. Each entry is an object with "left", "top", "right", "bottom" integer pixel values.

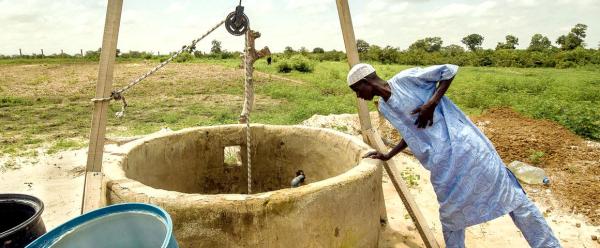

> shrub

[
  {"left": 276, "top": 55, "right": 315, "bottom": 73},
  {"left": 277, "top": 60, "right": 293, "bottom": 73},
  {"left": 174, "top": 52, "right": 192, "bottom": 63},
  {"left": 555, "top": 61, "right": 576, "bottom": 69},
  {"left": 290, "top": 55, "right": 315, "bottom": 73}
]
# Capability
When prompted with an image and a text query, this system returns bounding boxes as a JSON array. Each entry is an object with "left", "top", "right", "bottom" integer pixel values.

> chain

[
  {"left": 91, "top": 20, "right": 226, "bottom": 116},
  {"left": 116, "top": 20, "right": 224, "bottom": 95}
]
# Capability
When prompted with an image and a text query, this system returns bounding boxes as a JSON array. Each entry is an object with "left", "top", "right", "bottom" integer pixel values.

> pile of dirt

[{"left": 472, "top": 108, "right": 600, "bottom": 225}]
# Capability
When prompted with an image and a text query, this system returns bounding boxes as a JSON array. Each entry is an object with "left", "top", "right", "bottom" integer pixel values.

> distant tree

[
  {"left": 312, "top": 47, "right": 325, "bottom": 53},
  {"left": 571, "top": 23, "right": 587, "bottom": 38},
  {"left": 356, "top": 39, "right": 370, "bottom": 53},
  {"left": 85, "top": 48, "right": 101, "bottom": 59},
  {"left": 461, "top": 34, "right": 484, "bottom": 51},
  {"left": 380, "top": 46, "right": 399, "bottom": 64},
  {"left": 366, "top": 44, "right": 382, "bottom": 62},
  {"left": 441, "top": 44, "right": 465, "bottom": 55},
  {"left": 528, "top": 34, "right": 552, "bottom": 51},
  {"left": 299, "top": 46, "right": 308, "bottom": 55},
  {"left": 496, "top": 35, "right": 519, "bottom": 50},
  {"left": 284, "top": 46, "right": 295, "bottom": 56},
  {"left": 187, "top": 43, "right": 197, "bottom": 53},
  {"left": 556, "top": 23, "right": 587, "bottom": 50},
  {"left": 210, "top": 40, "right": 222, "bottom": 54},
  {"left": 409, "top": 37, "right": 443, "bottom": 52}
]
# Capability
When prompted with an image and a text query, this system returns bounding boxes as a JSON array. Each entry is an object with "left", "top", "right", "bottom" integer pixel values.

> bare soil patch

[{"left": 472, "top": 108, "right": 600, "bottom": 225}]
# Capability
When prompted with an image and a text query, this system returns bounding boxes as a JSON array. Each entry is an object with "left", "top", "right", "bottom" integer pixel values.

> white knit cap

[{"left": 347, "top": 63, "right": 376, "bottom": 87}]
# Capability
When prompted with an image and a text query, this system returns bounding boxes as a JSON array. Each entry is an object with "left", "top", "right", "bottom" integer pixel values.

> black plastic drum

[{"left": 0, "top": 194, "right": 46, "bottom": 248}]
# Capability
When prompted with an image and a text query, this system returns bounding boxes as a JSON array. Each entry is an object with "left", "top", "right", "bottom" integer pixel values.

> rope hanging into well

[{"left": 243, "top": 29, "right": 253, "bottom": 194}]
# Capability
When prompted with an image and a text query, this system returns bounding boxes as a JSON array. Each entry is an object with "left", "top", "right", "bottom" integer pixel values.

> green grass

[
  {"left": 1, "top": 58, "right": 599, "bottom": 155},
  {"left": 0, "top": 57, "right": 157, "bottom": 65},
  {"left": 47, "top": 139, "right": 85, "bottom": 154},
  {"left": 249, "top": 59, "right": 600, "bottom": 140},
  {"left": 528, "top": 150, "right": 546, "bottom": 165}
]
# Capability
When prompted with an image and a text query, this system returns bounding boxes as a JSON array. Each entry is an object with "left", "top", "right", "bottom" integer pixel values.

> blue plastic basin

[{"left": 26, "top": 203, "right": 178, "bottom": 248}]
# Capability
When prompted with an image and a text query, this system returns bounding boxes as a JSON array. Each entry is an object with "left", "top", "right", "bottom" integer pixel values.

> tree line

[
  {"left": 301, "top": 23, "right": 598, "bottom": 68},
  {"left": 2, "top": 24, "right": 598, "bottom": 68},
  {"left": 0, "top": 40, "right": 240, "bottom": 62}
]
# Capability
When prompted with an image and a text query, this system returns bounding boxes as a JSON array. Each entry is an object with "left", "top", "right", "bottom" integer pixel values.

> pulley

[{"left": 225, "top": 1, "right": 249, "bottom": 36}]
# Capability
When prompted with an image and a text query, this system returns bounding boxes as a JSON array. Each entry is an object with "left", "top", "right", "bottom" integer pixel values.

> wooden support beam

[
  {"left": 82, "top": 0, "right": 123, "bottom": 214},
  {"left": 239, "top": 30, "right": 271, "bottom": 124},
  {"left": 335, "top": 1, "right": 440, "bottom": 247}
]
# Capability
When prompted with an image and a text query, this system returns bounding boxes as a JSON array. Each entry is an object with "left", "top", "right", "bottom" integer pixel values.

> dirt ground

[
  {"left": 374, "top": 106, "right": 600, "bottom": 226},
  {"left": 471, "top": 108, "right": 600, "bottom": 226},
  {"left": 303, "top": 112, "right": 600, "bottom": 247},
  {"left": 1, "top": 111, "right": 599, "bottom": 247}
]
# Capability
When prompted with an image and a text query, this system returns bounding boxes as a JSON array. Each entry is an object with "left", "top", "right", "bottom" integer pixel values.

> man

[{"left": 347, "top": 63, "right": 561, "bottom": 248}]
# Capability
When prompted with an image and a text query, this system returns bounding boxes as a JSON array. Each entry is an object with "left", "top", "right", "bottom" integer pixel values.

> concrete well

[{"left": 103, "top": 124, "right": 384, "bottom": 248}]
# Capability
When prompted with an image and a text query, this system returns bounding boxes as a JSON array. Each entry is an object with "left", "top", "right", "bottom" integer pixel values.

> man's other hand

[
  {"left": 411, "top": 102, "right": 436, "bottom": 128},
  {"left": 362, "top": 151, "right": 390, "bottom": 161}
]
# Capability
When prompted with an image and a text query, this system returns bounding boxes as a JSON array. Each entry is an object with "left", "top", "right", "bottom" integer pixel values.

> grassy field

[{"left": 1, "top": 58, "right": 599, "bottom": 155}]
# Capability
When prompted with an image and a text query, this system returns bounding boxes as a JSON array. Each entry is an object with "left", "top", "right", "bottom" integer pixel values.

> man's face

[{"left": 351, "top": 80, "right": 375, "bottom": 101}]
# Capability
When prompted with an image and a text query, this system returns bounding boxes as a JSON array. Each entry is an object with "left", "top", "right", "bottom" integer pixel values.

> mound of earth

[{"left": 472, "top": 108, "right": 600, "bottom": 225}]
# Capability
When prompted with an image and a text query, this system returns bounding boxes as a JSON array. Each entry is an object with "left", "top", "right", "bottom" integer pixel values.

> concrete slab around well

[{"left": 102, "top": 124, "right": 386, "bottom": 248}]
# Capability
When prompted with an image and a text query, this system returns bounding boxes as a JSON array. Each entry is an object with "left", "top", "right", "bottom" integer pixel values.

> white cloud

[
  {"left": 424, "top": 1, "right": 497, "bottom": 19},
  {"left": 0, "top": 0, "right": 599, "bottom": 55},
  {"left": 165, "top": 1, "right": 189, "bottom": 14},
  {"left": 506, "top": 0, "right": 537, "bottom": 7},
  {"left": 286, "top": 0, "right": 330, "bottom": 15}
]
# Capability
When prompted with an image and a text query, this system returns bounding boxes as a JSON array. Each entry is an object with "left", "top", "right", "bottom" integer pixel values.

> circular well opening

[{"left": 122, "top": 125, "right": 364, "bottom": 194}]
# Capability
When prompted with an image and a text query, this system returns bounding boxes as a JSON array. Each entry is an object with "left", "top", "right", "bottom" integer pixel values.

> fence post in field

[
  {"left": 41, "top": 49, "right": 44, "bottom": 57},
  {"left": 81, "top": 49, "right": 84, "bottom": 56},
  {"left": 19, "top": 48, "right": 22, "bottom": 57}
]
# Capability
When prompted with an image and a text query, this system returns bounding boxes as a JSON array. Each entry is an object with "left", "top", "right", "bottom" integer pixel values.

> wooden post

[
  {"left": 335, "top": 1, "right": 440, "bottom": 247},
  {"left": 40, "top": 49, "right": 44, "bottom": 57},
  {"left": 81, "top": 49, "right": 84, "bottom": 56},
  {"left": 19, "top": 48, "right": 22, "bottom": 57},
  {"left": 81, "top": 0, "right": 123, "bottom": 214},
  {"left": 239, "top": 30, "right": 271, "bottom": 124}
]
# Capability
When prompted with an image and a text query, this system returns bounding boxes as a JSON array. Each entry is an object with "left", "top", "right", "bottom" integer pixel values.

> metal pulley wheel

[{"left": 225, "top": 4, "right": 249, "bottom": 36}]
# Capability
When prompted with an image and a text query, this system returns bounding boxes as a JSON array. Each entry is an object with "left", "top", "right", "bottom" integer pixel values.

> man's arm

[
  {"left": 430, "top": 77, "right": 454, "bottom": 105},
  {"left": 363, "top": 139, "right": 408, "bottom": 161},
  {"left": 411, "top": 76, "right": 455, "bottom": 128}
]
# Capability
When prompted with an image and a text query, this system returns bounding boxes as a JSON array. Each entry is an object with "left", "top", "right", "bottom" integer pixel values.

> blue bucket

[{"left": 26, "top": 203, "right": 178, "bottom": 248}]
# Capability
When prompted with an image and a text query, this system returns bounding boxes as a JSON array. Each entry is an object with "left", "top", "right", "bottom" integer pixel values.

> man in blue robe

[{"left": 347, "top": 63, "right": 561, "bottom": 248}]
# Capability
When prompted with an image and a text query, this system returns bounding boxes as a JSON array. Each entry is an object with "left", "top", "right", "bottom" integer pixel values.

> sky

[{"left": 1, "top": 0, "right": 599, "bottom": 55}]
